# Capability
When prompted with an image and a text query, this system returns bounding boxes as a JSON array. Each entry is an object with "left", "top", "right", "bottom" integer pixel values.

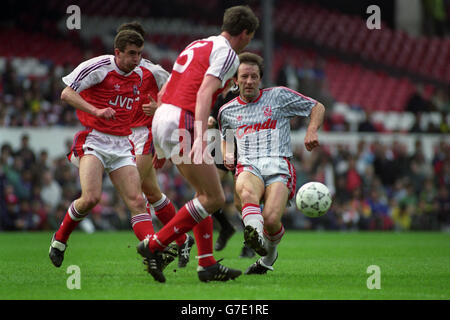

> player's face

[
  {"left": 237, "top": 63, "right": 261, "bottom": 102},
  {"left": 115, "top": 44, "right": 143, "bottom": 73}
]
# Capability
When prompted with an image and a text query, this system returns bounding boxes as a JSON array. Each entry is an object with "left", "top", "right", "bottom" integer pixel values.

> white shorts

[
  {"left": 152, "top": 103, "right": 194, "bottom": 161},
  {"left": 236, "top": 157, "right": 297, "bottom": 206},
  {"left": 129, "top": 126, "right": 154, "bottom": 156},
  {"left": 67, "top": 129, "right": 136, "bottom": 173}
]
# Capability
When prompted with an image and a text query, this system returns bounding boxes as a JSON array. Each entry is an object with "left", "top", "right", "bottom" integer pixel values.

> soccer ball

[{"left": 296, "top": 182, "right": 332, "bottom": 218}]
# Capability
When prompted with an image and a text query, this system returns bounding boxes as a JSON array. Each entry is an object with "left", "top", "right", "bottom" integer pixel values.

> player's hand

[
  {"left": 96, "top": 107, "right": 116, "bottom": 120},
  {"left": 142, "top": 95, "right": 158, "bottom": 116},
  {"left": 304, "top": 130, "right": 320, "bottom": 151},
  {"left": 152, "top": 153, "right": 166, "bottom": 169},
  {"left": 223, "top": 153, "right": 235, "bottom": 171},
  {"left": 207, "top": 116, "right": 217, "bottom": 129}
]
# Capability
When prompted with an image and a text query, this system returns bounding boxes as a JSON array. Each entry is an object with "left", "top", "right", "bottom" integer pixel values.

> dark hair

[
  {"left": 221, "top": 5, "right": 259, "bottom": 36},
  {"left": 117, "top": 21, "right": 146, "bottom": 38},
  {"left": 114, "top": 30, "right": 144, "bottom": 52},
  {"left": 238, "top": 52, "right": 264, "bottom": 78}
]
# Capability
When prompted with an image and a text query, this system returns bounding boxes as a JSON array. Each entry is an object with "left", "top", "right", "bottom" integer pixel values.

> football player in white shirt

[{"left": 218, "top": 52, "right": 325, "bottom": 274}]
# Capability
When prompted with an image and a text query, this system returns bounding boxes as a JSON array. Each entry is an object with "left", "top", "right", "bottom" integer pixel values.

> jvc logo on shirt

[{"left": 108, "top": 95, "right": 135, "bottom": 110}]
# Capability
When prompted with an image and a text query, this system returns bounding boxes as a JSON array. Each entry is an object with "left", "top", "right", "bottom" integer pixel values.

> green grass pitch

[{"left": 0, "top": 231, "right": 448, "bottom": 300}]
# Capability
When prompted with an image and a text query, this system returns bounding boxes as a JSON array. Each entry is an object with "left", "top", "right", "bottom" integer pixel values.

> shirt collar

[{"left": 237, "top": 89, "right": 263, "bottom": 105}]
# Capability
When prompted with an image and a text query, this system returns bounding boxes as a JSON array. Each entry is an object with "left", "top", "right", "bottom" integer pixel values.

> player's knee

[
  {"left": 79, "top": 194, "right": 101, "bottom": 210},
  {"left": 238, "top": 187, "right": 258, "bottom": 204},
  {"left": 264, "top": 210, "right": 281, "bottom": 230},
  {"left": 205, "top": 191, "right": 225, "bottom": 212},
  {"left": 128, "top": 194, "right": 147, "bottom": 212},
  {"left": 213, "top": 192, "right": 226, "bottom": 210},
  {"left": 143, "top": 188, "right": 162, "bottom": 204}
]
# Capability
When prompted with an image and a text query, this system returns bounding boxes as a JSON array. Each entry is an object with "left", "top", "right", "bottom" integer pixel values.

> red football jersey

[
  {"left": 62, "top": 55, "right": 143, "bottom": 136},
  {"left": 161, "top": 35, "right": 239, "bottom": 115},
  {"left": 130, "top": 59, "right": 169, "bottom": 128}
]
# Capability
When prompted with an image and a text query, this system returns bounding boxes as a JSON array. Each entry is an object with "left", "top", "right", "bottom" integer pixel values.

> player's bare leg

[
  {"left": 214, "top": 168, "right": 236, "bottom": 251},
  {"left": 235, "top": 171, "right": 267, "bottom": 256},
  {"left": 245, "top": 182, "right": 288, "bottom": 274},
  {"left": 137, "top": 154, "right": 194, "bottom": 268},
  {"left": 177, "top": 162, "right": 225, "bottom": 214},
  {"left": 50, "top": 155, "right": 104, "bottom": 267},
  {"left": 109, "top": 164, "right": 177, "bottom": 280},
  {"left": 178, "top": 162, "right": 241, "bottom": 281},
  {"left": 261, "top": 182, "right": 288, "bottom": 262},
  {"left": 108, "top": 165, "right": 152, "bottom": 239},
  {"left": 140, "top": 162, "right": 241, "bottom": 282},
  {"left": 232, "top": 175, "right": 255, "bottom": 258}
]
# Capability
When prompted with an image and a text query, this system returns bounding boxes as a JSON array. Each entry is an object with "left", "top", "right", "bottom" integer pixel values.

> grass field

[{"left": 0, "top": 231, "right": 448, "bottom": 300}]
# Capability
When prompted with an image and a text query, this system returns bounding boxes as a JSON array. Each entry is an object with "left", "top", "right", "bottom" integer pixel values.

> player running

[
  {"left": 218, "top": 52, "right": 325, "bottom": 274},
  {"left": 136, "top": 5, "right": 259, "bottom": 283},
  {"left": 49, "top": 30, "right": 170, "bottom": 267},
  {"left": 117, "top": 22, "right": 195, "bottom": 269}
]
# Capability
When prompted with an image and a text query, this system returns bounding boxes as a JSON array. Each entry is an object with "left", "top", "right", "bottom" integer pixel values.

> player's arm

[
  {"left": 190, "top": 75, "right": 222, "bottom": 163},
  {"left": 221, "top": 137, "right": 235, "bottom": 171},
  {"left": 157, "top": 81, "right": 168, "bottom": 105},
  {"left": 61, "top": 86, "right": 115, "bottom": 120},
  {"left": 195, "top": 75, "right": 222, "bottom": 135},
  {"left": 304, "top": 102, "right": 325, "bottom": 151}
]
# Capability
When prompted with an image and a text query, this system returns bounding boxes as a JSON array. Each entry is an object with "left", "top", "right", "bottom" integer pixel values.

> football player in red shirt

[
  {"left": 137, "top": 5, "right": 259, "bottom": 283},
  {"left": 49, "top": 31, "right": 158, "bottom": 268},
  {"left": 117, "top": 22, "right": 195, "bottom": 269}
]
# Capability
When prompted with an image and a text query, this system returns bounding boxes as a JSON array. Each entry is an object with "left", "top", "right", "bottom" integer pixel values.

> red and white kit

[
  {"left": 129, "top": 59, "right": 169, "bottom": 155},
  {"left": 152, "top": 35, "right": 239, "bottom": 159},
  {"left": 218, "top": 86, "right": 318, "bottom": 204},
  {"left": 62, "top": 55, "right": 143, "bottom": 172}
]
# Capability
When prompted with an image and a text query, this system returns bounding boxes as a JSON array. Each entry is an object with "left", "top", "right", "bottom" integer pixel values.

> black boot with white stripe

[{"left": 197, "top": 259, "right": 242, "bottom": 282}]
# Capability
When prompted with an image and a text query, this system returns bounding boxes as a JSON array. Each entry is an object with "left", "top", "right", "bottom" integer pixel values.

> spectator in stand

[
  {"left": 358, "top": 110, "right": 378, "bottom": 132},
  {"left": 406, "top": 83, "right": 432, "bottom": 114},
  {"left": 344, "top": 156, "right": 362, "bottom": 195},
  {"left": 40, "top": 170, "right": 62, "bottom": 212},
  {"left": 367, "top": 187, "right": 393, "bottom": 230},
  {"left": 2, "top": 184, "right": 19, "bottom": 230},
  {"left": 391, "top": 200, "right": 412, "bottom": 231}
]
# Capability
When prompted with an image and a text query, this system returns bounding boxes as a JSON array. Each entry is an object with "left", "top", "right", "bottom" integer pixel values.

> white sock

[
  {"left": 261, "top": 225, "right": 285, "bottom": 266},
  {"left": 242, "top": 203, "right": 264, "bottom": 235}
]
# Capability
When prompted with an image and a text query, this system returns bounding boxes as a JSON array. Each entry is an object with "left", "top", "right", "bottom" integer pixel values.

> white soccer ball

[{"left": 296, "top": 182, "right": 332, "bottom": 218}]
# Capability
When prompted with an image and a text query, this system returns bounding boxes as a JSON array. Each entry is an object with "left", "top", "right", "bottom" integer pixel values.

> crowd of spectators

[
  {"left": 1, "top": 131, "right": 449, "bottom": 233},
  {"left": 283, "top": 138, "right": 450, "bottom": 231}
]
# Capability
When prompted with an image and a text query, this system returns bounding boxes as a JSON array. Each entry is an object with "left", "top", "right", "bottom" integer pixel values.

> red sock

[
  {"left": 153, "top": 195, "right": 187, "bottom": 246},
  {"left": 148, "top": 201, "right": 198, "bottom": 252},
  {"left": 193, "top": 216, "right": 216, "bottom": 267},
  {"left": 55, "top": 202, "right": 85, "bottom": 243},
  {"left": 131, "top": 213, "right": 155, "bottom": 241}
]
